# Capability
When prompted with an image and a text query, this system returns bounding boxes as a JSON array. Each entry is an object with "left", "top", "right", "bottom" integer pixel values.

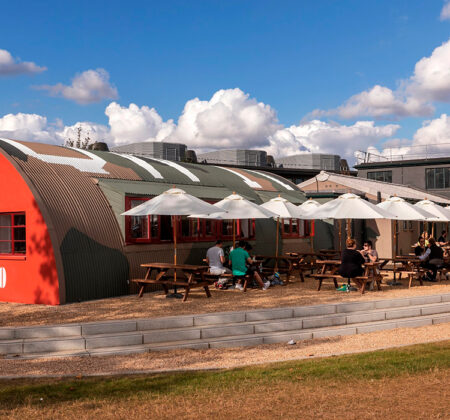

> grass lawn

[{"left": 1, "top": 341, "right": 449, "bottom": 419}]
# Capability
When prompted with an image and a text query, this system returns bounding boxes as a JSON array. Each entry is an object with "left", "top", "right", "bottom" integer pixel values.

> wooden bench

[
  {"left": 310, "top": 273, "right": 380, "bottom": 294},
  {"left": 130, "top": 277, "right": 212, "bottom": 298}
]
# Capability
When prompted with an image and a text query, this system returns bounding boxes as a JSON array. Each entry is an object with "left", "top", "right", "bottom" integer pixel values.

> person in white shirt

[{"left": 206, "top": 240, "right": 232, "bottom": 275}]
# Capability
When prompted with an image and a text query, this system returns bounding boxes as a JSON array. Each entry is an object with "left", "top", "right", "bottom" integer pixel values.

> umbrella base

[
  {"left": 387, "top": 281, "right": 403, "bottom": 286},
  {"left": 166, "top": 292, "right": 184, "bottom": 299}
]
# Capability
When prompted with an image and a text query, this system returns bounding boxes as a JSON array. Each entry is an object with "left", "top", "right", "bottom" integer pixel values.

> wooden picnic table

[
  {"left": 312, "top": 260, "right": 383, "bottom": 294},
  {"left": 133, "top": 263, "right": 211, "bottom": 302},
  {"left": 391, "top": 255, "right": 424, "bottom": 287}
]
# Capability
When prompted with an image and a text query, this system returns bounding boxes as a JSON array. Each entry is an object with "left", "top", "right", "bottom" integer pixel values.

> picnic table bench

[
  {"left": 310, "top": 260, "right": 383, "bottom": 294},
  {"left": 132, "top": 263, "right": 211, "bottom": 302}
]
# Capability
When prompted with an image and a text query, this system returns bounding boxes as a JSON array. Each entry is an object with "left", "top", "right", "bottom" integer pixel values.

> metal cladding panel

[{"left": 7, "top": 153, "right": 129, "bottom": 302}]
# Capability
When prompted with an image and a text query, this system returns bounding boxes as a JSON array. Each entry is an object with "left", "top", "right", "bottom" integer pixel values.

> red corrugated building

[{"left": 0, "top": 138, "right": 310, "bottom": 305}]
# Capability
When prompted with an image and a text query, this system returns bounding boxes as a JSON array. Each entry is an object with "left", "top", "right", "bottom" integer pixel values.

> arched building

[{"left": 0, "top": 139, "right": 310, "bottom": 305}]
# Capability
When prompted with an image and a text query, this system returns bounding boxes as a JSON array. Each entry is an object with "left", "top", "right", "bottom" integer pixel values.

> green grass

[{"left": 1, "top": 341, "right": 449, "bottom": 410}]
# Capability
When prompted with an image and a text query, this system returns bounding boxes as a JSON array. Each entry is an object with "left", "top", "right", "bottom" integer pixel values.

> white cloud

[
  {"left": 267, "top": 120, "right": 400, "bottom": 158},
  {"left": 408, "top": 39, "right": 450, "bottom": 102},
  {"left": 441, "top": 2, "right": 450, "bottom": 20},
  {"left": 169, "top": 88, "right": 280, "bottom": 149},
  {"left": 0, "top": 112, "right": 110, "bottom": 145},
  {"left": 311, "top": 85, "right": 433, "bottom": 120},
  {"left": 312, "top": 39, "right": 450, "bottom": 119},
  {"left": 105, "top": 102, "right": 175, "bottom": 146},
  {"left": 35, "top": 69, "right": 118, "bottom": 104},
  {"left": 0, "top": 89, "right": 401, "bottom": 163},
  {"left": 357, "top": 114, "right": 450, "bottom": 162},
  {"left": 0, "top": 49, "right": 46, "bottom": 76}
]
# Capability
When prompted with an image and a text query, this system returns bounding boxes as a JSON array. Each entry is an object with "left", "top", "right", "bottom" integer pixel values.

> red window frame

[
  {"left": 124, "top": 196, "right": 255, "bottom": 244},
  {"left": 281, "top": 218, "right": 311, "bottom": 239},
  {"left": 0, "top": 212, "right": 26, "bottom": 255}
]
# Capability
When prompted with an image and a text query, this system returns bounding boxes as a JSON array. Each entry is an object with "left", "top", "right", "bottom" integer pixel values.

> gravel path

[{"left": 1, "top": 323, "right": 448, "bottom": 378}]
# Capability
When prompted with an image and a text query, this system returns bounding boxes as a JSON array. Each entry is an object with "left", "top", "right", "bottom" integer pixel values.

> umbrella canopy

[
  {"left": 377, "top": 196, "right": 437, "bottom": 220},
  {"left": 414, "top": 199, "right": 450, "bottom": 221},
  {"left": 260, "top": 196, "right": 306, "bottom": 219},
  {"left": 121, "top": 187, "right": 222, "bottom": 216},
  {"left": 313, "top": 193, "right": 397, "bottom": 220},
  {"left": 298, "top": 198, "right": 322, "bottom": 220},
  {"left": 193, "top": 193, "right": 277, "bottom": 219}
]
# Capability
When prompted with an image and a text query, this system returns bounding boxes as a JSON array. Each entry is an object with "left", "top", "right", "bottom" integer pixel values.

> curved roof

[{"left": 0, "top": 138, "right": 306, "bottom": 303}]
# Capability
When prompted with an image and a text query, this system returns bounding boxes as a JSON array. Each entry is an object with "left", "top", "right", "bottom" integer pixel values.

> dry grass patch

[
  {"left": 1, "top": 274, "right": 449, "bottom": 327},
  {"left": 1, "top": 341, "right": 449, "bottom": 419}
]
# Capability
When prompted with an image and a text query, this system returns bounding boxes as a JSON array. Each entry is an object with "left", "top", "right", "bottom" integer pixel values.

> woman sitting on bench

[{"left": 338, "top": 238, "right": 365, "bottom": 291}]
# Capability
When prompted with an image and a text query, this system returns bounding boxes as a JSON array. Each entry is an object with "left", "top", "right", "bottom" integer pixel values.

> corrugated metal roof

[
  {"left": 0, "top": 138, "right": 307, "bottom": 303},
  {"left": 298, "top": 171, "right": 450, "bottom": 204}
]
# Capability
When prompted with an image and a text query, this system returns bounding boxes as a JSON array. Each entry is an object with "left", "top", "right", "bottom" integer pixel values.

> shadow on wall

[
  {"left": 29, "top": 200, "right": 59, "bottom": 305},
  {"left": 60, "top": 228, "right": 129, "bottom": 303}
]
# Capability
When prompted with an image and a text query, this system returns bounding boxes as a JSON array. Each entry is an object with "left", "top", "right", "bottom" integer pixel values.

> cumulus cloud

[
  {"left": 0, "top": 88, "right": 401, "bottom": 164},
  {"left": 169, "top": 88, "right": 280, "bottom": 149},
  {"left": 312, "top": 39, "right": 450, "bottom": 119},
  {"left": 267, "top": 120, "right": 400, "bottom": 158},
  {"left": 356, "top": 114, "right": 450, "bottom": 163},
  {"left": 408, "top": 39, "right": 450, "bottom": 102},
  {"left": 0, "top": 112, "right": 110, "bottom": 145},
  {"left": 0, "top": 49, "right": 46, "bottom": 76},
  {"left": 310, "top": 85, "right": 433, "bottom": 120},
  {"left": 105, "top": 102, "right": 175, "bottom": 146},
  {"left": 35, "top": 69, "right": 118, "bottom": 104},
  {"left": 441, "top": 2, "right": 450, "bottom": 20}
]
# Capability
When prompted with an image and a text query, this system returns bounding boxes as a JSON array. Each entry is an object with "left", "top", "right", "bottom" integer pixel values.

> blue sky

[{"left": 0, "top": 0, "right": 449, "bottom": 163}]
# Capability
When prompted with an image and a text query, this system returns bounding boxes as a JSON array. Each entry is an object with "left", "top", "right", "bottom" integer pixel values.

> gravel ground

[
  {"left": 1, "top": 275, "right": 449, "bottom": 327},
  {"left": 1, "top": 324, "right": 448, "bottom": 377}
]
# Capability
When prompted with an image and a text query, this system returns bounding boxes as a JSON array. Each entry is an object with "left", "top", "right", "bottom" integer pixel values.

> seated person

[
  {"left": 419, "top": 237, "right": 444, "bottom": 282},
  {"left": 338, "top": 238, "right": 365, "bottom": 279},
  {"left": 414, "top": 236, "right": 426, "bottom": 256},
  {"left": 421, "top": 231, "right": 430, "bottom": 247},
  {"left": 360, "top": 240, "right": 378, "bottom": 262},
  {"left": 229, "top": 240, "right": 270, "bottom": 291},
  {"left": 437, "top": 230, "right": 447, "bottom": 246},
  {"left": 206, "top": 240, "right": 232, "bottom": 276}
]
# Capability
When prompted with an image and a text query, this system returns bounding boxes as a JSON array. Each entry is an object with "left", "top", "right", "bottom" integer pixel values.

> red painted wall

[{"left": 0, "top": 153, "right": 60, "bottom": 305}]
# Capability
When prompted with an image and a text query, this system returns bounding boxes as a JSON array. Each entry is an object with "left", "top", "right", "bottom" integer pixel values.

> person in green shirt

[{"left": 229, "top": 241, "right": 270, "bottom": 291}]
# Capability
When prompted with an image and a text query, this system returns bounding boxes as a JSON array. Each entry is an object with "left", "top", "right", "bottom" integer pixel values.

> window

[
  {"left": 124, "top": 196, "right": 255, "bottom": 244},
  {"left": 426, "top": 167, "right": 450, "bottom": 189},
  {"left": 0, "top": 213, "right": 26, "bottom": 255},
  {"left": 367, "top": 171, "right": 392, "bottom": 183},
  {"left": 281, "top": 219, "right": 311, "bottom": 238}
]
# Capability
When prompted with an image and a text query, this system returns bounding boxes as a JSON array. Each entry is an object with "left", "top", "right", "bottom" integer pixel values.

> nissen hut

[{"left": 0, "top": 139, "right": 311, "bottom": 305}]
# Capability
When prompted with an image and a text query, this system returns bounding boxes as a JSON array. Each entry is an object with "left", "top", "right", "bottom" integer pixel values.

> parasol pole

[
  {"left": 232, "top": 219, "right": 236, "bottom": 249},
  {"left": 275, "top": 217, "right": 280, "bottom": 271},
  {"left": 173, "top": 215, "right": 177, "bottom": 282},
  {"left": 346, "top": 218, "right": 351, "bottom": 239},
  {"left": 309, "top": 220, "right": 314, "bottom": 252},
  {"left": 338, "top": 220, "right": 342, "bottom": 252},
  {"left": 432, "top": 222, "right": 435, "bottom": 238}
]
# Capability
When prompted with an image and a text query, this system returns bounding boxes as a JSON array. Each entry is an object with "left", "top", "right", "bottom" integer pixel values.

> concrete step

[
  {"left": 2, "top": 293, "right": 449, "bottom": 343},
  {"left": 7, "top": 312, "right": 450, "bottom": 360}
]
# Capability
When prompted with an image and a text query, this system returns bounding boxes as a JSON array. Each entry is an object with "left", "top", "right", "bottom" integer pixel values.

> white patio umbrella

[
  {"left": 377, "top": 196, "right": 436, "bottom": 271},
  {"left": 122, "top": 187, "right": 223, "bottom": 272},
  {"left": 313, "top": 193, "right": 397, "bottom": 249},
  {"left": 414, "top": 199, "right": 450, "bottom": 238},
  {"left": 191, "top": 193, "right": 277, "bottom": 248},
  {"left": 260, "top": 196, "right": 307, "bottom": 264},
  {"left": 298, "top": 198, "right": 322, "bottom": 251},
  {"left": 298, "top": 198, "right": 322, "bottom": 215}
]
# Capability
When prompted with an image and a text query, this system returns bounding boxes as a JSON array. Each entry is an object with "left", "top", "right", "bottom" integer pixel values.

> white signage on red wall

[{"left": 0, "top": 267, "right": 6, "bottom": 288}]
